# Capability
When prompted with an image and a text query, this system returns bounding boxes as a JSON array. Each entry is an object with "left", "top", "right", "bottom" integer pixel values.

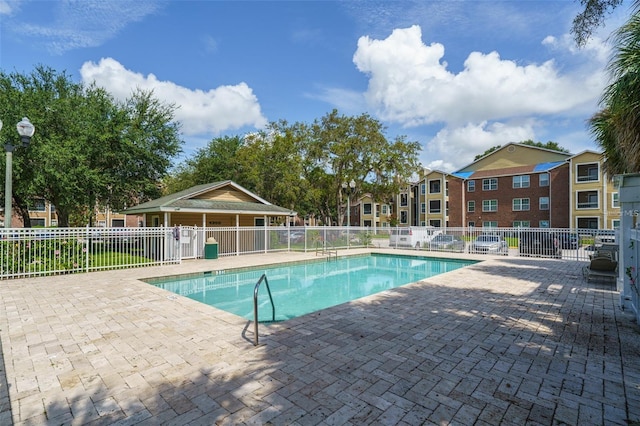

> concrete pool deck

[{"left": 0, "top": 249, "right": 639, "bottom": 425}]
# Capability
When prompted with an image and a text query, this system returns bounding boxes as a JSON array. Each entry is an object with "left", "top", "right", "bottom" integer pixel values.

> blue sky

[{"left": 0, "top": 0, "right": 634, "bottom": 172}]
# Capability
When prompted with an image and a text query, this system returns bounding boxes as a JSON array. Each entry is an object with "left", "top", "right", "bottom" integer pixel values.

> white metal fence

[
  {"left": 0, "top": 225, "right": 618, "bottom": 280},
  {"left": 0, "top": 227, "right": 181, "bottom": 279}
]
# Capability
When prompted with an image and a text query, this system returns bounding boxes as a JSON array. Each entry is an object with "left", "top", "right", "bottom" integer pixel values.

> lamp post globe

[{"left": 17, "top": 117, "right": 35, "bottom": 147}]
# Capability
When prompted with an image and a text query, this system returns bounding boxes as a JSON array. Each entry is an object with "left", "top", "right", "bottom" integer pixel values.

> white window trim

[
  {"left": 512, "top": 175, "right": 530, "bottom": 189},
  {"left": 612, "top": 192, "right": 619, "bottom": 208},
  {"left": 429, "top": 200, "right": 441, "bottom": 214},
  {"left": 576, "top": 190, "right": 600, "bottom": 210},
  {"left": 482, "top": 178, "right": 498, "bottom": 191},
  {"left": 512, "top": 198, "right": 530, "bottom": 211},
  {"left": 539, "top": 197, "right": 550, "bottom": 211},
  {"left": 539, "top": 173, "right": 550, "bottom": 187},
  {"left": 482, "top": 199, "right": 498, "bottom": 212},
  {"left": 428, "top": 179, "right": 442, "bottom": 194},
  {"left": 575, "top": 161, "right": 601, "bottom": 183}
]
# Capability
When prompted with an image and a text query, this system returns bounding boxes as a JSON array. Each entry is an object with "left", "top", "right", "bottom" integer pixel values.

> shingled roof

[{"left": 121, "top": 180, "right": 294, "bottom": 215}]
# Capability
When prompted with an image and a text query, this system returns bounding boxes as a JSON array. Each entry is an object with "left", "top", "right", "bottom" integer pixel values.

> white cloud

[
  {"left": 80, "top": 58, "right": 268, "bottom": 136},
  {"left": 425, "top": 121, "right": 536, "bottom": 172},
  {"left": 10, "top": 1, "right": 163, "bottom": 54},
  {"left": 352, "top": 25, "right": 609, "bottom": 171},
  {"left": 354, "top": 25, "right": 606, "bottom": 127},
  {"left": 0, "top": 0, "right": 16, "bottom": 15}
]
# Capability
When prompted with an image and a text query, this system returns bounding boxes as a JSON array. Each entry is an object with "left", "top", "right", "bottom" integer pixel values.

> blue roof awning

[
  {"left": 452, "top": 171, "right": 474, "bottom": 179},
  {"left": 533, "top": 161, "right": 565, "bottom": 172}
]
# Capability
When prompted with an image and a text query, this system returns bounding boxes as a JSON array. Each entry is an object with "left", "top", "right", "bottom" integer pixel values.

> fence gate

[{"left": 179, "top": 226, "right": 200, "bottom": 259}]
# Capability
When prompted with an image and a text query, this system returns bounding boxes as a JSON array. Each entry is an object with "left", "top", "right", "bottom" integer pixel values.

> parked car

[
  {"left": 289, "top": 231, "right": 306, "bottom": 243},
  {"left": 389, "top": 227, "right": 437, "bottom": 248},
  {"left": 519, "top": 231, "right": 561, "bottom": 258},
  {"left": 554, "top": 232, "right": 579, "bottom": 249},
  {"left": 594, "top": 231, "right": 617, "bottom": 247},
  {"left": 469, "top": 234, "right": 509, "bottom": 255},
  {"left": 427, "top": 234, "right": 466, "bottom": 252}
]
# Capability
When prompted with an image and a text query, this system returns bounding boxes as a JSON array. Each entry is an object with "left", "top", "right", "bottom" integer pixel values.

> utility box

[{"left": 204, "top": 237, "right": 218, "bottom": 259}]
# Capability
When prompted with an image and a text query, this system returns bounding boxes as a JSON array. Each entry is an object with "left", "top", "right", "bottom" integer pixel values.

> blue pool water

[{"left": 147, "top": 254, "right": 476, "bottom": 322}]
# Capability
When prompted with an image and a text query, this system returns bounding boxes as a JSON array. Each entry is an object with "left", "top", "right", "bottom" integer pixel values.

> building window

[
  {"left": 482, "top": 200, "right": 498, "bottom": 212},
  {"left": 429, "top": 180, "right": 441, "bottom": 194},
  {"left": 577, "top": 191, "right": 599, "bottom": 209},
  {"left": 400, "top": 193, "right": 408, "bottom": 207},
  {"left": 381, "top": 205, "right": 388, "bottom": 215},
  {"left": 539, "top": 220, "right": 550, "bottom": 228},
  {"left": 512, "top": 198, "right": 530, "bottom": 211},
  {"left": 111, "top": 219, "right": 125, "bottom": 227},
  {"left": 513, "top": 221, "right": 530, "bottom": 227},
  {"left": 429, "top": 200, "right": 441, "bottom": 213},
  {"left": 28, "top": 198, "right": 46, "bottom": 212},
  {"left": 468, "top": 221, "right": 475, "bottom": 227},
  {"left": 612, "top": 192, "right": 619, "bottom": 208},
  {"left": 400, "top": 210, "right": 408, "bottom": 224},
  {"left": 576, "top": 163, "right": 599, "bottom": 182},
  {"left": 539, "top": 173, "right": 549, "bottom": 187},
  {"left": 421, "top": 203, "right": 426, "bottom": 214},
  {"left": 421, "top": 183, "right": 426, "bottom": 195},
  {"left": 30, "top": 218, "right": 45, "bottom": 227},
  {"left": 429, "top": 219, "right": 441, "bottom": 227},
  {"left": 468, "top": 201, "right": 475, "bottom": 212},
  {"left": 539, "top": 197, "right": 550, "bottom": 210},
  {"left": 482, "top": 178, "right": 498, "bottom": 191},
  {"left": 363, "top": 203, "right": 372, "bottom": 215},
  {"left": 577, "top": 217, "right": 599, "bottom": 229},
  {"left": 483, "top": 221, "right": 498, "bottom": 228},
  {"left": 512, "top": 175, "right": 530, "bottom": 188},
  {"left": 612, "top": 219, "right": 620, "bottom": 229},
  {"left": 467, "top": 180, "right": 475, "bottom": 192}
]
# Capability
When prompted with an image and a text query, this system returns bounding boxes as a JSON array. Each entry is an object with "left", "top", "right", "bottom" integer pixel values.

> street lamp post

[
  {"left": 341, "top": 179, "right": 356, "bottom": 226},
  {"left": 2, "top": 117, "right": 35, "bottom": 228}
]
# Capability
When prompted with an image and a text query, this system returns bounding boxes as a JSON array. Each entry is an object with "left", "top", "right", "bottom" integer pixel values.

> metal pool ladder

[
  {"left": 253, "top": 273, "right": 275, "bottom": 346},
  {"left": 315, "top": 240, "right": 338, "bottom": 261}
]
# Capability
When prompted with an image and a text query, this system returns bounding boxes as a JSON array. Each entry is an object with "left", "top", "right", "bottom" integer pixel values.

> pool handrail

[
  {"left": 315, "top": 240, "right": 338, "bottom": 261},
  {"left": 253, "top": 273, "right": 275, "bottom": 346}
]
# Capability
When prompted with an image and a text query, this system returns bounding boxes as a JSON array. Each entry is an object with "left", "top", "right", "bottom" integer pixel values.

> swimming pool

[{"left": 147, "top": 254, "right": 476, "bottom": 322}]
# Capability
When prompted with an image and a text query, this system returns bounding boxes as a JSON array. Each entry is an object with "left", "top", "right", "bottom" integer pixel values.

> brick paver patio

[{"left": 0, "top": 250, "right": 638, "bottom": 425}]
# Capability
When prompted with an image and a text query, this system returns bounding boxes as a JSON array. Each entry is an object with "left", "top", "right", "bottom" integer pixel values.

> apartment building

[
  {"left": 409, "top": 143, "right": 619, "bottom": 230},
  {"left": 6, "top": 198, "right": 138, "bottom": 228},
  {"left": 346, "top": 193, "right": 393, "bottom": 229},
  {"left": 569, "top": 150, "right": 621, "bottom": 229}
]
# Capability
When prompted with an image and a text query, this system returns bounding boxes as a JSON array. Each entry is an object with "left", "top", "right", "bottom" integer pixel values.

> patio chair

[
  {"left": 583, "top": 256, "right": 618, "bottom": 283},
  {"left": 589, "top": 243, "right": 619, "bottom": 261}
]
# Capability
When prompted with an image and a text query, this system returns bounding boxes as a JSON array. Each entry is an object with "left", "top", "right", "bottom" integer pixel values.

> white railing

[
  {"left": 0, "top": 227, "right": 180, "bottom": 279},
  {"left": 0, "top": 225, "right": 619, "bottom": 280}
]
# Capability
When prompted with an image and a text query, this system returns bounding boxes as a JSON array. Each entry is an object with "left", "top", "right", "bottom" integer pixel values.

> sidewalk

[{"left": 0, "top": 250, "right": 638, "bottom": 425}]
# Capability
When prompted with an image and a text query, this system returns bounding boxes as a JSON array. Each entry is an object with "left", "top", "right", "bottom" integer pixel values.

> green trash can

[{"left": 204, "top": 237, "right": 218, "bottom": 259}]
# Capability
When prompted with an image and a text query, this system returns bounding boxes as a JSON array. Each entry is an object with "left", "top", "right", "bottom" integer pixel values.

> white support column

[
  {"left": 236, "top": 214, "right": 240, "bottom": 256},
  {"left": 264, "top": 215, "right": 268, "bottom": 253}
]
